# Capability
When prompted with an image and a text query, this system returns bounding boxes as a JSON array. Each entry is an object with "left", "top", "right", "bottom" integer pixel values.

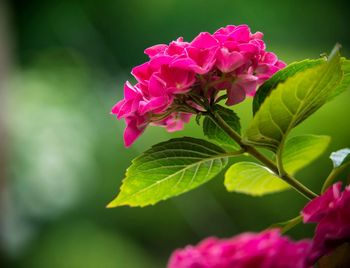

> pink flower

[
  {"left": 168, "top": 229, "right": 312, "bottom": 268},
  {"left": 301, "top": 182, "right": 350, "bottom": 264},
  {"left": 112, "top": 25, "right": 285, "bottom": 147}
]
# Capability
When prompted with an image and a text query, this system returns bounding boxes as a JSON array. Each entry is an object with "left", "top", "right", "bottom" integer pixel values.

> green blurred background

[{"left": 0, "top": 0, "right": 349, "bottom": 267}]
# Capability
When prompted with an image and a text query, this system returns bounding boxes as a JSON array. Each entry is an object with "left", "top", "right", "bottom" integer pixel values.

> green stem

[
  {"left": 281, "top": 215, "right": 303, "bottom": 233},
  {"left": 269, "top": 215, "right": 303, "bottom": 234},
  {"left": 208, "top": 109, "right": 318, "bottom": 200},
  {"left": 276, "top": 139, "right": 287, "bottom": 177},
  {"left": 321, "top": 161, "right": 350, "bottom": 193}
]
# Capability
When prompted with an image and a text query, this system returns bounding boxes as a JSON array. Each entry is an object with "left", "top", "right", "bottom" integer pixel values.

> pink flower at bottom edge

[
  {"left": 301, "top": 182, "right": 350, "bottom": 264},
  {"left": 168, "top": 229, "right": 312, "bottom": 268}
]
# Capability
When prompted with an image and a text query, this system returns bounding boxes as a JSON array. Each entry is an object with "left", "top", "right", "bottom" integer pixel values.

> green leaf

[
  {"left": 224, "top": 162, "right": 288, "bottom": 196},
  {"left": 203, "top": 105, "right": 241, "bottom": 148},
  {"left": 283, "top": 135, "right": 331, "bottom": 174},
  {"left": 244, "top": 45, "right": 344, "bottom": 152},
  {"left": 330, "top": 148, "right": 350, "bottom": 168},
  {"left": 108, "top": 137, "right": 228, "bottom": 207},
  {"left": 254, "top": 58, "right": 350, "bottom": 115},
  {"left": 253, "top": 58, "right": 325, "bottom": 115},
  {"left": 224, "top": 135, "right": 330, "bottom": 196}
]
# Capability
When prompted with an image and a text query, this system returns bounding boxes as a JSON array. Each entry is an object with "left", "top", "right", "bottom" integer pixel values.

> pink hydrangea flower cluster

[
  {"left": 167, "top": 229, "right": 312, "bottom": 268},
  {"left": 112, "top": 25, "right": 286, "bottom": 147},
  {"left": 302, "top": 182, "right": 350, "bottom": 264}
]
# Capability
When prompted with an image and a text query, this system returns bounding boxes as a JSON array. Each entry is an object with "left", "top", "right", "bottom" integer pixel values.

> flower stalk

[
  {"left": 321, "top": 161, "right": 350, "bottom": 193},
  {"left": 207, "top": 108, "right": 318, "bottom": 200}
]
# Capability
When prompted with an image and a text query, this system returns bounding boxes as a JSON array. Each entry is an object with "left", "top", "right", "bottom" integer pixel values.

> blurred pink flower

[
  {"left": 112, "top": 25, "right": 285, "bottom": 147},
  {"left": 301, "top": 182, "right": 350, "bottom": 264},
  {"left": 168, "top": 229, "right": 312, "bottom": 268}
]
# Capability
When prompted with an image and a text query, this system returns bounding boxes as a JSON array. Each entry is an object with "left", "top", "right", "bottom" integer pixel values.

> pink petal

[
  {"left": 302, "top": 182, "right": 342, "bottom": 223},
  {"left": 191, "top": 32, "right": 218, "bottom": 49},
  {"left": 140, "top": 95, "right": 171, "bottom": 115},
  {"left": 124, "top": 81, "right": 139, "bottom": 99},
  {"left": 158, "top": 65, "right": 196, "bottom": 93},
  {"left": 226, "top": 84, "right": 246, "bottom": 105},
  {"left": 184, "top": 46, "right": 218, "bottom": 74},
  {"left": 237, "top": 43, "right": 259, "bottom": 55},
  {"left": 148, "top": 75, "right": 167, "bottom": 97},
  {"left": 111, "top": 100, "right": 126, "bottom": 117},
  {"left": 264, "top": 52, "right": 278, "bottom": 64},
  {"left": 170, "top": 57, "right": 198, "bottom": 71},
  {"left": 131, "top": 62, "right": 154, "bottom": 84},
  {"left": 149, "top": 55, "right": 174, "bottom": 69},
  {"left": 276, "top": 60, "right": 287, "bottom": 68},
  {"left": 230, "top": 25, "right": 250, "bottom": 42},
  {"left": 251, "top": 31, "right": 264, "bottom": 39},
  {"left": 166, "top": 38, "right": 189, "bottom": 56},
  {"left": 124, "top": 116, "right": 147, "bottom": 147},
  {"left": 144, "top": 44, "right": 168, "bottom": 57},
  {"left": 216, "top": 48, "right": 245, "bottom": 73},
  {"left": 164, "top": 113, "right": 192, "bottom": 132},
  {"left": 236, "top": 74, "right": 259, "bottom": 96},
  {"left": 250, "top": 39, "right": 266, "bottom": 50},
  {"left": 214, "top": 25, "right": 237, "bottom": 36},
  {"left": 112, "top": 100, "right": 133, "bottom": 119}
]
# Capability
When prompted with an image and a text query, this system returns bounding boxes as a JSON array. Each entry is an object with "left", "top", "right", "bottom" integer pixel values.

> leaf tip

[
  {"left": 106, "top": 197, "right": 124, "bottom": 208},
  {"left": 106, "top": 201, "right": 117, "bottom": 209}
]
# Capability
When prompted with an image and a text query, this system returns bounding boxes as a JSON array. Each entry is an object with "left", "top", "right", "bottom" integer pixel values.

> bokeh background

[{"left": 0, "top": 0, "right": 349, "bottom": 267}]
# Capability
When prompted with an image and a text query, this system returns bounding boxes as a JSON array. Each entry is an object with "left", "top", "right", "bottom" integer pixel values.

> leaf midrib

[{"left": 118, "top": 153, "right": 228, "bottom": 203}]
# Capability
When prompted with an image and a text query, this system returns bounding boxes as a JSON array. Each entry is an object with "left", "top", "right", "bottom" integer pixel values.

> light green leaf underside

[
  {"left": 108, "top": 137, "right": 228, "bottom": 207},
  {"left": 330, "top": 59, "right": 350, "bottom": 99},
  {"left": 330, "top": 148, "right": 350, "bottom": 168},
  {"left": 283, "top": 135, "right": 331, "bottom": 174},
  {"left": 203, "top": 105, "right": 241, "bottom": 149},
  {"left": 224, "top": 162, "right": 288, "bottom": 196},
  {"left": 224, "top": 135, "right": 330, "bottom": 196},
  {"left": 244, "top": 48, "right": 343, "bottom": 152}
]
